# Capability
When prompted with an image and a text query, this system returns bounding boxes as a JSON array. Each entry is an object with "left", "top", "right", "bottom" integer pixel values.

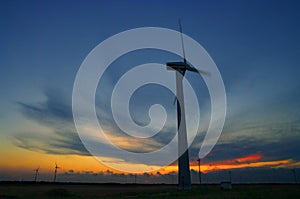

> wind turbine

[
  {"left": 197, "top": 158, "right": 202, "bottom": 185},
  {"left": 33, "top": 167, "right": 39, "bottom": 182},
  {"left": 292, "top": 168, "right": 297, "bottom": 184},
  {"left": 166, "top": 19, "right": 207, "bottom": 190},
  {"left": 53, "top": 162, "right": 60, "bottom": 182},
  {"left": 228, "top": 170, "right": 232, "bottom": 183}
]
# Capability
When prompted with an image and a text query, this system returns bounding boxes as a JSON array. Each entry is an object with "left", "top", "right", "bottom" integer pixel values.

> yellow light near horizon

[
  {"left": 0, "top": 142, "right": 296, "bottom": 177},
  {"left": 0, "top": 146, "right": 112, "bottom": 174},
  {"left": 0, "top": 145, "right": 168, "bottom": 175}
]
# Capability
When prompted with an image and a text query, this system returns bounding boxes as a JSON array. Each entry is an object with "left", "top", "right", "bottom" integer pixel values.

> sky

[{"left": 1, "top": 0, "right": 300, "bottom": 183}]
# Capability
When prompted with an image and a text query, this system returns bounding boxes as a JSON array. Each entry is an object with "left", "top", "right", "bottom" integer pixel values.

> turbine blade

[
  {"left": 166, "top": 66, "right": 175, "bottom": 71},
  {"left": 178, "top": 18, "right": 186, "bottom": 63},
  {"left": 173, "top": 97, "right": 177, "bottom": 105},
  {"left": 166, "top": 61, "right": 186, "bottom": 67},
  {"left": 196, "top": 68, "right": 210, "bottom": 76},
  {"left": 186, "top": 64, "right": 210, "bottom": 76}
]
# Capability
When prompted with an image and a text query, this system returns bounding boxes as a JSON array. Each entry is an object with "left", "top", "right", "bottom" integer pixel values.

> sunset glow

[
  {"left": 1, "top": 0, "right": 300, "bottom": 183},
  {"left": 163, "top": 154, "right": 294, "bottom": 174}
]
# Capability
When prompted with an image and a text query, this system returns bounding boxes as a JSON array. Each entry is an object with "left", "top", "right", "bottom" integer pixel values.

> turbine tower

[
  {"left": 53, "top": 162, "right": 60, "bottom": 182},
  {"left": 166, "top": 19, "right": 207, "bottom": 190},
  {"left": 197, "top": 158, "right": 202, "bottom": 185},
  {"left": 33, "top": 167, "right": 39, "bottom": 182}
]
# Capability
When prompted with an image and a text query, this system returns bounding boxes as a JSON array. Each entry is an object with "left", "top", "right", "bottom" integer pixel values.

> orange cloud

[
  {"left": 195, "top": 159, "right": 292, "bottom": 173},
  {"left": 235, "top": 154, "right": 262, "bottom": 163},
  {"left": 105, "top": 134, "right": 163, "bottom": 152},
  {"left": 161, "top": 154, "right": 293, "bottom": 174}
]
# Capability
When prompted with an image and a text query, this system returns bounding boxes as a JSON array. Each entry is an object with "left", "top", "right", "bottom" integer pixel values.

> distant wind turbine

[
  {"left": 53, "top": 162, "right": 60, "bottom": 182},
  {"left": 292, "top": 168, "right": 297, "bottom": 184},
  {"left": 166, "top": 19, "right": 208, "bottom": 190},
  {"left": 229, "top": 170, "right": 232, "bottom": 183},
  {"left": 33, "top": 167, "right": 39, "bottom": 182},
  {"left": 197, "top": 158, "right": 201, "bottom": 185}
]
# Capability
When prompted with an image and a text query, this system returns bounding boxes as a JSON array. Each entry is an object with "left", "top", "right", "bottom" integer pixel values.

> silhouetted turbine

[
  {"left": 197, "top": 158, "right": 201, "bottom": 185},
  {"left": 166, "top": 19, "right": 208, "bottom": 190},
  {"left": 53, "top": 162, "right": 60, "bottom": 182},
  {"left": 33, "top": 167, "right": 39, "bottom": 182}
]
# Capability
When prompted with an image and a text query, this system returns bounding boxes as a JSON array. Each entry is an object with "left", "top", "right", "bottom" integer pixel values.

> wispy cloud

[
  {"left": 15, "top": 86, "right": 300, "bottom": 172},
  {"left": 13, "top": 129, "right": 90, "bottom": 156},
  {"left": 14, "top": 88, "right": 175, "bottom": 165},
  {"left": 190, "top": 118, "right": 300, "bottom": 164},
  {"left": 15, "top": 88, "right": 89, "bottom": 156}
]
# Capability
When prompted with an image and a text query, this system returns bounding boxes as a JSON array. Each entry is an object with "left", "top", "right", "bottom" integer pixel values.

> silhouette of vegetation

[{"left": 0, "top": 183, "right": 299, "bottom": 198}]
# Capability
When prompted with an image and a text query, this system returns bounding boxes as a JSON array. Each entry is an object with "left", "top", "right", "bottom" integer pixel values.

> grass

[{"left": 0, "top": 182, "right": 299, "bottom": 199}]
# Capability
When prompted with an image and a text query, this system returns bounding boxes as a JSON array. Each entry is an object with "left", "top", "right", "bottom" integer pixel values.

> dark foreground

[{"left": 0, "top": 182, "right": 299, "bottom": 199}]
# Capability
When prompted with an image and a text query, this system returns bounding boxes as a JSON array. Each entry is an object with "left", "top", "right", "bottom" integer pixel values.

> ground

[{"left": 0, "top": 183, "right": 299, "bottom": 199}]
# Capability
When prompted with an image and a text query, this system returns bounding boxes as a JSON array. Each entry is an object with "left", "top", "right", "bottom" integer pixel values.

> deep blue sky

[{"left": 1, "top": 0, "right": 300, "bottom": 181}]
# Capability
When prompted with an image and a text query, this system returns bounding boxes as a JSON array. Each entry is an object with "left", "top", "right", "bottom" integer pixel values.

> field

[{"left": 0, "top": 182, "right": 299, "bottom": 199}]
